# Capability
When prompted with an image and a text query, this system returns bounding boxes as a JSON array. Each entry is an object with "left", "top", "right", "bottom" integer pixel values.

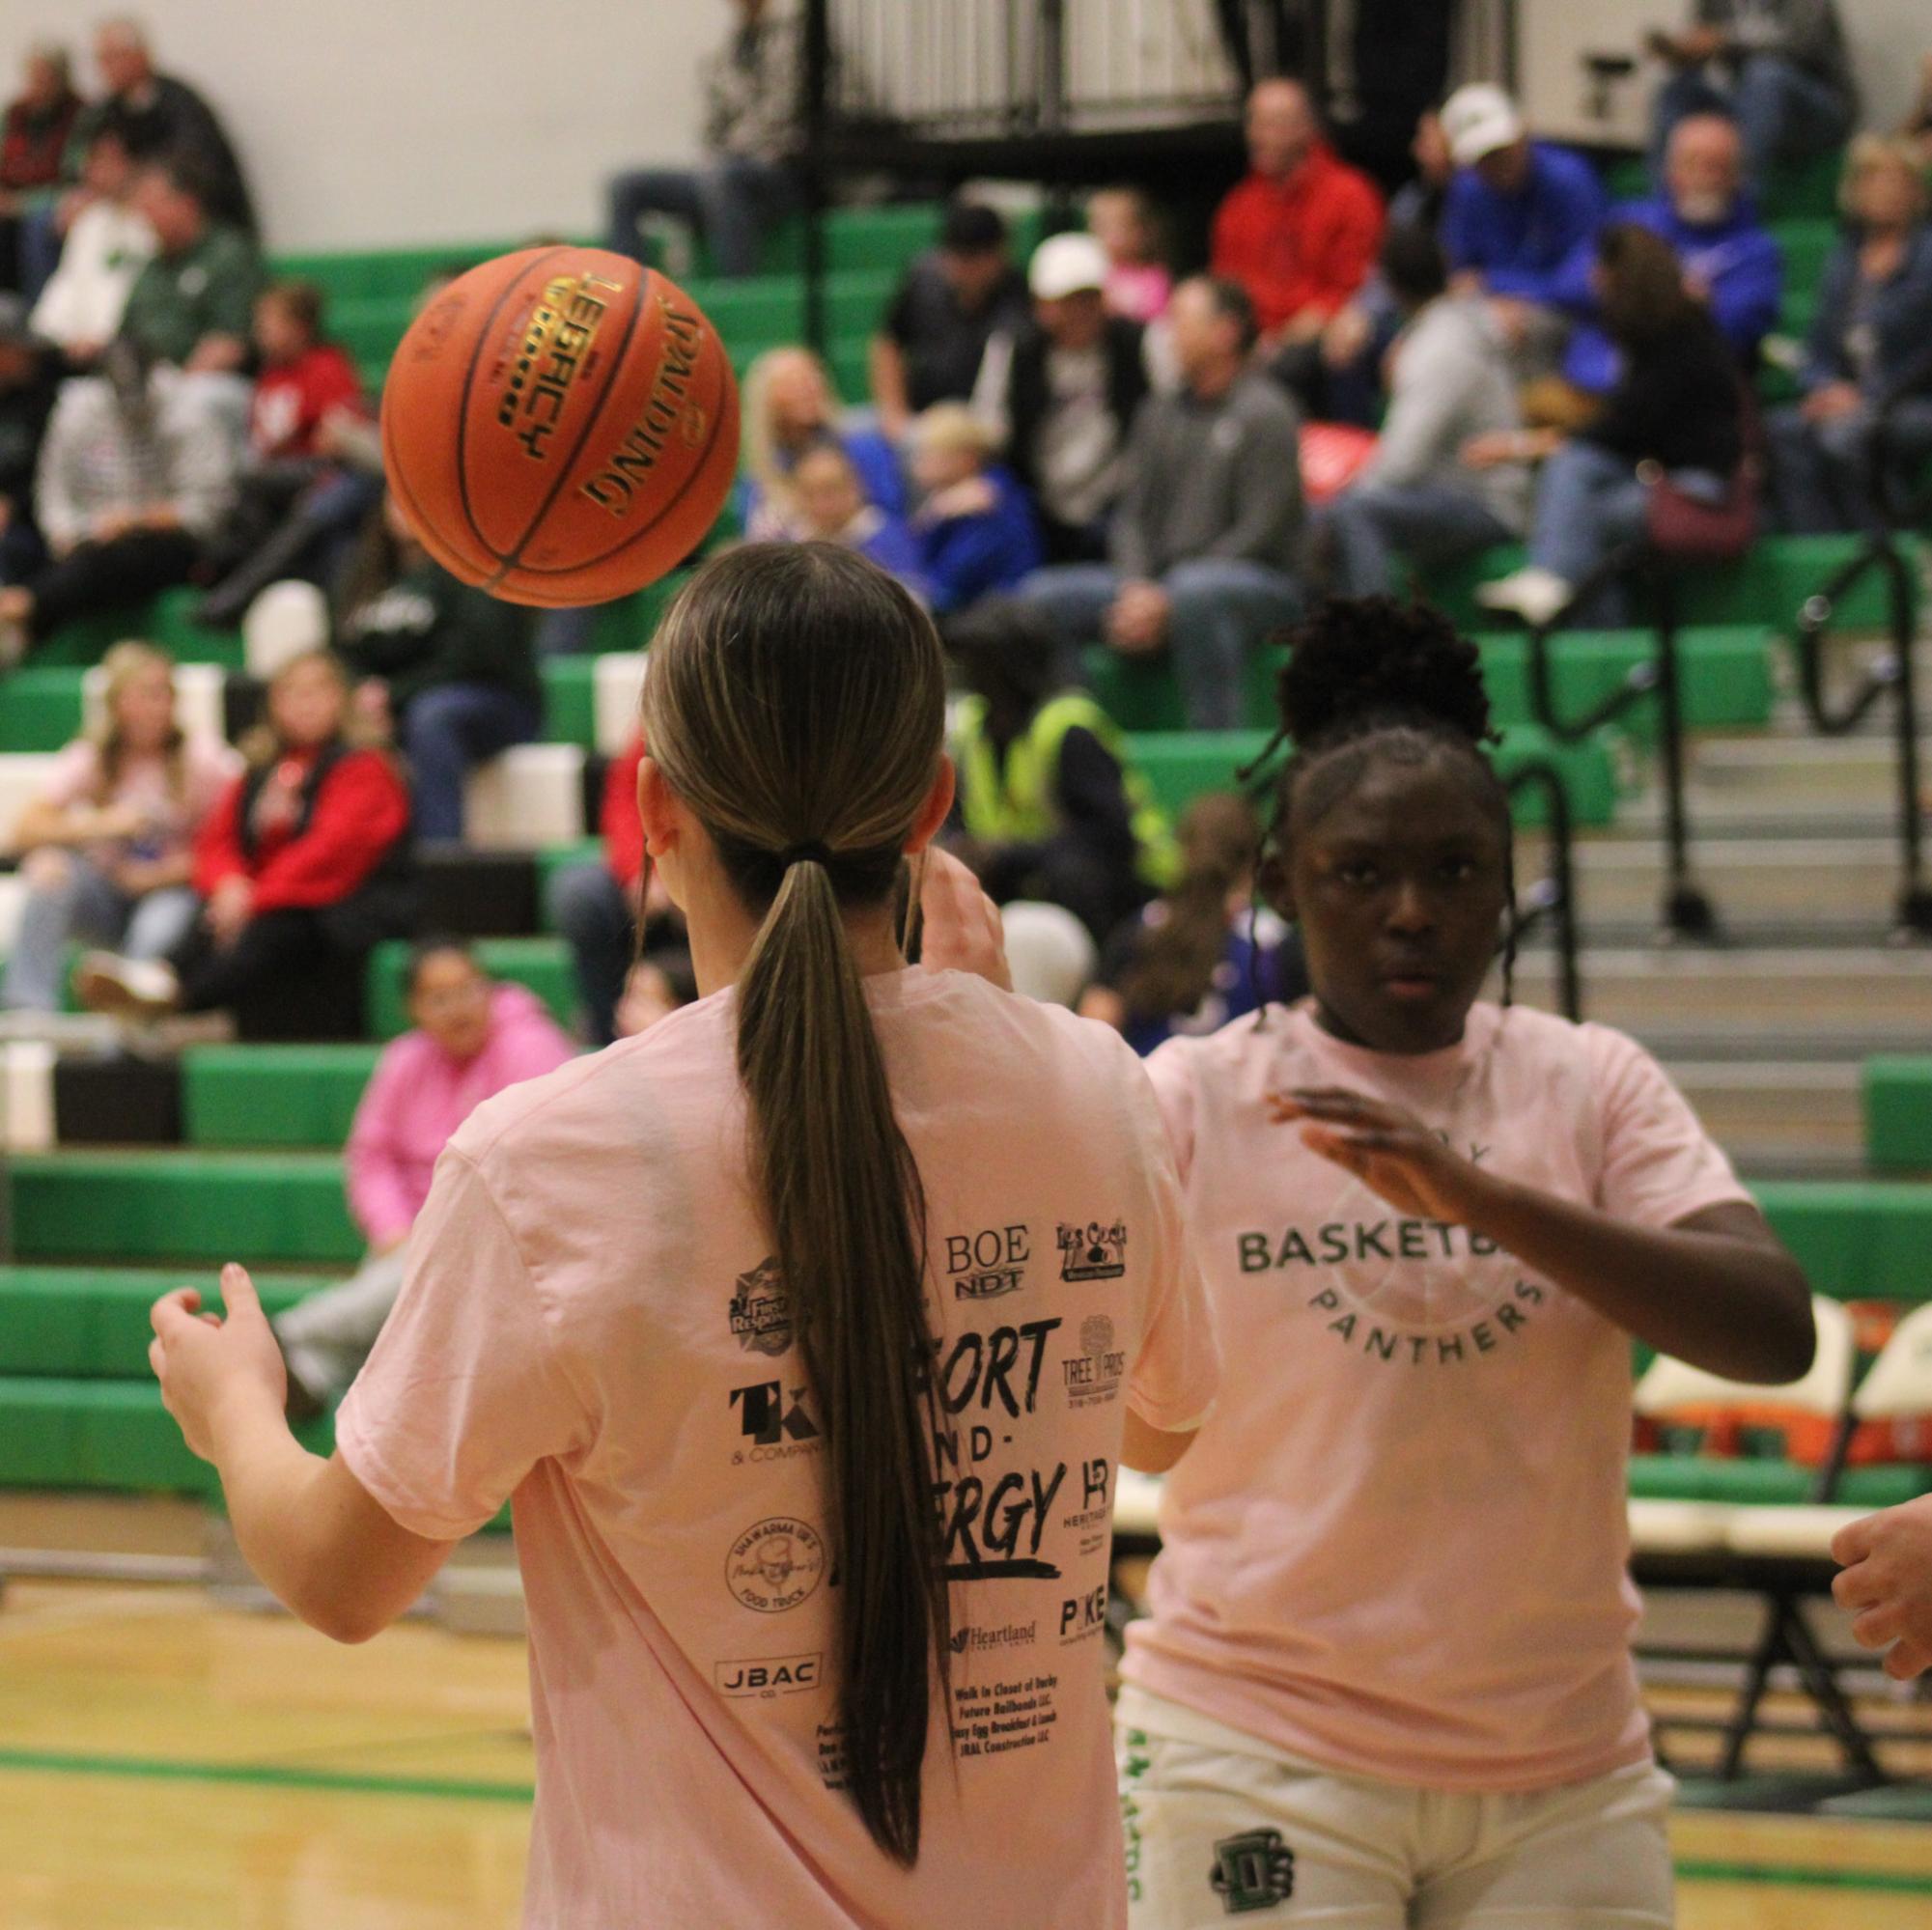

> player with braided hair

[{"left": 1114, "top": 597, "right": 1814, "bottom": 1928}]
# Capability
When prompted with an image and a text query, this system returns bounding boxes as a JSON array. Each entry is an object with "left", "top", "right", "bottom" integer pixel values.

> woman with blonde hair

[
  {"left": 146, "top": 543, "right": 1217, "bottom": 1926},
  {"left": 78, "top": 649, "right": 412, "bottom": 1036},
  {"left": 3, "top": 640, "right": 237, "bottom": 1014},
  {"left": 1767, "top": 135, "right": 1932, "bottom": 532},
  {"left": 738, "top": 344, "right": 903, "bottom": 540}
]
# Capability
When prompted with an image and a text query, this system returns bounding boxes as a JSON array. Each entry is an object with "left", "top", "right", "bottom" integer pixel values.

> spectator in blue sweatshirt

[
  {"left": 907, "top": 404, "right": 1042, "bottom": 614},
  {"left": 1554, "top": 113, "right": 1782, "bottom": 396},
  {"left": 785, "top": 435, "right": 928, "bottom": 590},
  {"left": 1439, "top": 83, "right": 1607, "bottom": 376}
]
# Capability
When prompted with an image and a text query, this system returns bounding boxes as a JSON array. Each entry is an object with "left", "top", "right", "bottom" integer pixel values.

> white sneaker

[
  {"left": 73, "top": 953, "right": 182, "bottom": 1021},
  {"left": 1474, "top": 566, "right": 1574, "bottom": 629}
]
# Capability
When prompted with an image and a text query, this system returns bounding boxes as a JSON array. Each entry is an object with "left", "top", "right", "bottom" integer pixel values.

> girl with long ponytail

[{"left": 146, "top": 541, "right": 1219, "bottom": 1928}]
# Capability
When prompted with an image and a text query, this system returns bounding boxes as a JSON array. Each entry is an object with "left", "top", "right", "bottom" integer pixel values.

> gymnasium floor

[{"left": 5, "top": 1554, "right": 1931, "bottom": 1930}]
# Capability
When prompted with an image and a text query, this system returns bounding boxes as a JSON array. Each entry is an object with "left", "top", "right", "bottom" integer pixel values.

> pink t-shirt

[
  {"left": 1122, "top": 1000, "right": 1752, "bottom": 1792},
  {"left": 42, "top": 735, "right": 239, "bottom": 862},
  {"left": 345, "top": 984, "right": 577, "bottom": 1248},
  {"left": 336, "top": 968, "right": 1219, "bottom": 1928},
  {"left": 1105, "top": 263, "right": 1172, "bottom": 323}
]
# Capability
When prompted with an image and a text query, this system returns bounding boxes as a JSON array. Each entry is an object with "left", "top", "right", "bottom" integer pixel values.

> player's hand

[
  {"left": 150, "top": 1265, "right": 289, "bottom": 1463},
  {"left": 916, "top": 847, "right": 1011, "bottom": 991},
  {"left": 1267, "top": 1087, "right": 1498, "bottom": 1225},
  {"left": 1833, "top": 1496, "right": 1932, "bottom": 1680},
  {"left": 208, "top": 876, "right": 255, "bottom": 945}
]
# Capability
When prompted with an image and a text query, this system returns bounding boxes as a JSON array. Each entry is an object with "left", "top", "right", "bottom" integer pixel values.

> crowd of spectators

[{"left": 3, "top": 0, "right": 1929, "bottom": 1066}]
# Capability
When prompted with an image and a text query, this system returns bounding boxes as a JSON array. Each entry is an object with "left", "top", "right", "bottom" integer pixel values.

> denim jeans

[
  {"left": 1525, "top": 440, "right": 1654, "bottom": 626},
  {"left": 401, "top": 683, "right": 543, "bottom": 844},
  {"left": 1319, "top": 484, "right": 1515, "bottom": 598},
  {"left": 1767, "top": 397, "right": 1932, "bottom": 534},
  {"left": 546, "top": 860, "right": 632, "bottom": 1047},
  {"left": 2, "top": 856, "right": 199, "bottom": 1013},
  {"left": 605, "top": 154, "right": 796, "bottom": 279},
  {"left": 273, "top": 1245, "right": 410, "bottom": 1405},
  {"left": 1652, "top": 57, "right": 1851, "bottom": 182},
  {"left": 1018, "top": 557, "right": 1302, "bottom": 731}
]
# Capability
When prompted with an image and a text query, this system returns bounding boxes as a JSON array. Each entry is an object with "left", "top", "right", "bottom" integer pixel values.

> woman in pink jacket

[{"left": 274, "top": 937, "right": 574, "bottom": 1413}]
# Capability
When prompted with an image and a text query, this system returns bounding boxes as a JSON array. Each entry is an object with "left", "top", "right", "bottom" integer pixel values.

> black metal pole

[
  {"left": 1651, "top": 568, "right": 1718, "bottom": 937},
  {"left": 1885, "top": 545, "right": 1932, "bottom": 934},
  {"left": 801, "top": 0, "right": 831, "bottom": 355}
]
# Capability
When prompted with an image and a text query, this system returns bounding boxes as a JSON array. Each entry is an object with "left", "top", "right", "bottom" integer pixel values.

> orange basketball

[{"left": 379, "top": 246, "right": 739, "bottom": 607}]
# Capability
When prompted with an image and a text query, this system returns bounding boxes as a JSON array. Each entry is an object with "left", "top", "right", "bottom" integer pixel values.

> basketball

[{"left": 379, "top": 246, "right": 739, "bottom": 607}]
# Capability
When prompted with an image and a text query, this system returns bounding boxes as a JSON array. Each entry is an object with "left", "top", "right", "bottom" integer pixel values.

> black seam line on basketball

[
  {"left": 450, "top": 244, "right": 578, "bottom": 569},
  {"left": 488, "top": 264, "right": 656, "bottom": 587},
  {"left": 493, "top": 341, "right": 733, "bottom": 576}
]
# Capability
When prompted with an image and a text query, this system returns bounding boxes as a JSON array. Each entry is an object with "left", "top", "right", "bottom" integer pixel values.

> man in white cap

[
  {"left": 1439, "top": 82, "right": 1607, "bottom": 376},
  {"left": 970, "top": 230, "right": 1157, "bottom": 564}
]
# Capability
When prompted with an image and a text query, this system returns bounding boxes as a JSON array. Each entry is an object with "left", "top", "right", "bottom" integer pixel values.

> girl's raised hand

[
  {"left": 1267, "top": 1087, "right": 1497, "bottom": 1226},
  {"left": 916, "top": 848, "right": 1011, "bottom": 992},
  {"left": 150, "top": 1264, "right": 290, "bottom": 1463}
]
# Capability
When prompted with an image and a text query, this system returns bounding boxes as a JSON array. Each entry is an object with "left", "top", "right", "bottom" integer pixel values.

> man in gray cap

[{"left": 970, "top": 231, "right": 1156, "bottom": 565}]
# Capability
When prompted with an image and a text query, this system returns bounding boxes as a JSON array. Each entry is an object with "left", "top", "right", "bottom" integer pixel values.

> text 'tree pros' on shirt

[
  {"left": 1122, "top": 999, "right": 1754, "bottom": 1792},
  {"left": 335, "top": 966, "right": 1220, "bottom": 1929}
]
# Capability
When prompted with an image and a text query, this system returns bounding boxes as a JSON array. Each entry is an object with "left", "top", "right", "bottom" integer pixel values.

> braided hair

[{"left": 1245, "top": 597, "right": 1521, "bottom": 1005}]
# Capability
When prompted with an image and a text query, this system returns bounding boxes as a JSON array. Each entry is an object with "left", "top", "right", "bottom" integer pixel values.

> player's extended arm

[{"left": 150, "top": 1268, "right": 450, "bottom": 1641}]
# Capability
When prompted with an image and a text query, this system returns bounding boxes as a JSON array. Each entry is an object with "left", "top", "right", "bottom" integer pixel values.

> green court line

[
  {"left": 1673, "top": 1859, "right": 1932, "bottom": 1895},
  {"left": 4, "top": 1747, "right": 1932, "bottom": 1895},
  {"left": 0, "top": 1747, "right": 532, "bottom": 1804}
]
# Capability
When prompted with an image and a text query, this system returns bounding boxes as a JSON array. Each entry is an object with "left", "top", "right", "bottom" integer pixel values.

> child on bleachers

[
  {"left": 332, "top": 490, "right": 541, "bottom": 843},
  {"left": 1078, "top": 791, "right": 1304, "bottom": 1055},
  {"left": 1, "top": 640, "right": 238, "bottom": 1015},
  {"left": 1114, "top": 597, "right": 1814, "bottom": 1924},
  {"left": 736, "top": 345, "right": 902, "bottom": 543},
  {"left": 1088, "top": 185, "right": 1172, "bottom": 322},
  {"left": 786, "top": 438, "right": 925, "bottom": 590},
  {"left": 944, "top": 595, "right": 1177, "bottom": 944},
  {"left": 75, "top": 650, "right": 411, "bottom": 1035},
  {"left": 196, "top": 279, "right": 378, "bottom": 627},
  {"left": 906, "top": 403, "right": 1041, "bottom": 614},
  {"left": 272, "top": 937, "right": 575, "bottom": 1415}
]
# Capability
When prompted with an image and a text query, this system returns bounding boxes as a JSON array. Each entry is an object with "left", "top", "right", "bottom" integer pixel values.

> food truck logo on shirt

[
  {"left": 1057, "top": 1219, "right": 1127, "bottom": 1282},
  {"left": 728, "top": 1258, "right": 791, "bottom": 1356},
  {"left": 726, "top": 1516, "right": 826, "bottom": 1613}
]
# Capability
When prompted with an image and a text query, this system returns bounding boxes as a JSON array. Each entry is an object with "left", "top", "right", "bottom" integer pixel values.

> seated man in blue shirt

[
  {"left": 1554, "top": 112, "right": 1782, "bottom": 398},
  {"left": 1439, "top": 83, "right": 1608, "bottom": 380}
]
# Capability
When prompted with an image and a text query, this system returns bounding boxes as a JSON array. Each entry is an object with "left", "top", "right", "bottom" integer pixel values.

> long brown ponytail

[{"left": 641, "top": 543, "right": 951, "bottom": 1864}]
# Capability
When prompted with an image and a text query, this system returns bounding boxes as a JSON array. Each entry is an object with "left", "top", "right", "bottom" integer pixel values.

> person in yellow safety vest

[{"left": 944, "top": 598, "right": 1180, "bottom": 945}]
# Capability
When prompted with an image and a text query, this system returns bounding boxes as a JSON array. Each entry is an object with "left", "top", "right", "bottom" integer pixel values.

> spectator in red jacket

[
  {"left": 197, "top": 281, "right": 379, "bottom": 627},
  {"left": 0, "top": 43, "right": 84, "bottom": 300},
  {"left": 544, "top": 733, "right": 690, "bottom": 1046},
  {"left": 76, "top": 651, "right": 413, "bottom": 1031},
  {"left": 1210, "top": 77, "right": 1385, "bottom": 411}
]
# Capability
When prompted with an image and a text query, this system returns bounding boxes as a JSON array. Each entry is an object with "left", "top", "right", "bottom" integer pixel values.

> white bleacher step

[
  {"left": 593, "top": 653, "right": 648, "bottom": 756},
  {"left": 1626, "top": 1498, "right": 1735, "bottom": 1557},
  {"left": 463, "top": 743, "right": 586, "bottom": 849},
  {"left": 0, "top": 754, "right": 61, "bottom": 852},
  {"left": 1721, "top": 1503, "right": 1866, "bottom": 1561}
]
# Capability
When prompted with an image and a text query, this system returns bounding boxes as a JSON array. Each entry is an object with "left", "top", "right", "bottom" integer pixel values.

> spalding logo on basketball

[{"left": 379, "top": 245, "right": 740, "bottom": 607}]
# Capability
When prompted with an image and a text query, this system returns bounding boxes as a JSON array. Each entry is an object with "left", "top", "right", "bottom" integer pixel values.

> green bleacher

[
  {"left": 1864, "top": 1057, "right": 1932, "bottom": 1174},
  {"left": 10, "top": 164, "right": 1930, "bottom": 1531}
]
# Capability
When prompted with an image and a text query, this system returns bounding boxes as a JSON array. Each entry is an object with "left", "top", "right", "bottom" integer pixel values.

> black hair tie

[{"left": 778, "top": 841, "right": 834, "bottom": 870}]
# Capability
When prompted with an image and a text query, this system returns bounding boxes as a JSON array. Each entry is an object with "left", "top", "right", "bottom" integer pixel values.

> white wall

[
  {"left": 1508, "top": 0, "right": 1929, "bottom": 149},
  {"left": 0, "top": 0, "right": 729, "bottom": 252}
]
